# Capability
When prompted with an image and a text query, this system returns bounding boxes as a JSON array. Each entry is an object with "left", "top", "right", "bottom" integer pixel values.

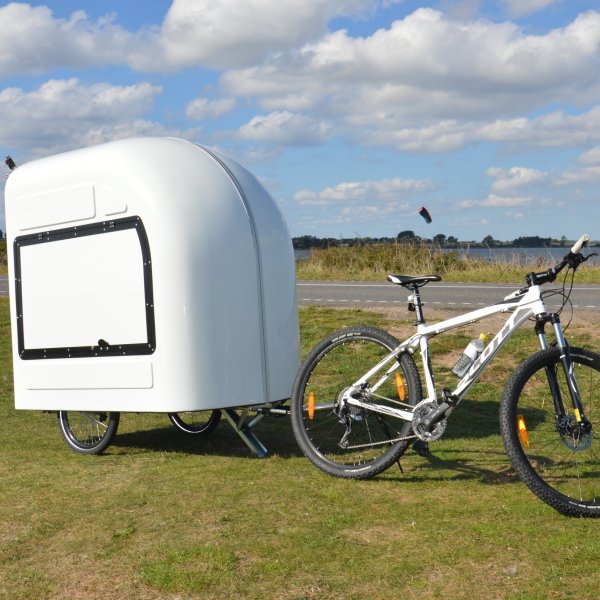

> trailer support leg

[{"left": 222, "top": 408, "right": 268, "bottom": 458}]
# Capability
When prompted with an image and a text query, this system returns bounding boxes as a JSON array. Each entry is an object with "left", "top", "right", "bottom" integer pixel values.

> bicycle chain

[
  {"left": 337, "top": 388, "right": 417, "bottom": 450},
  {"left": 340, "top": 433, "right": 416, "bottom": 450}
]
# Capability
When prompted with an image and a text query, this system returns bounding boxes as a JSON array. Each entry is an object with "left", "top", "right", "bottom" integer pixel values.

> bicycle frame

[{"left": 344, "top": 283, "right": 580, "bottom": 423}]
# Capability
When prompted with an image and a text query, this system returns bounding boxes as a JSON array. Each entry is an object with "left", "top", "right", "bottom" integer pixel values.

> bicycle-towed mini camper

[{"left": 4, "top": 137, "right": 300, "bottom": 456}]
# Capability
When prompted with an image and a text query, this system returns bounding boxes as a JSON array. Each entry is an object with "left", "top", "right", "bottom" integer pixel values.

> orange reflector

[
  {"left": 395, "top": 372, "right": 406, "bottom": 402},
  {"left": 517, "top": 415, "right": 529, "bottom": 448},
  {"left": 308, "top": 392, "right": 315, "bottom": 420}
]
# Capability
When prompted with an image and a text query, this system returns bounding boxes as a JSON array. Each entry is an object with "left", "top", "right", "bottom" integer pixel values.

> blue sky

[{"left": 1, "top": 0, "right": 600, "bottom": 242}]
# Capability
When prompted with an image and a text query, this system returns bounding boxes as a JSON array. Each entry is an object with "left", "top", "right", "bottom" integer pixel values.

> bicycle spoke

[
  {"left": 501, "top": 347, "right": 600, "bottom": 516},
  {"left": 291, "top": 327, "right": 422, "bottom": 478}
]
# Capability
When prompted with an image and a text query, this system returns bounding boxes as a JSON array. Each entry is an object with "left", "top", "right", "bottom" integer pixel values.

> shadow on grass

[
  {"left": 440, "top": 398, "right": 502, "bottom": 439},
  {"left": 110, "top": 416, "right": 304, "bottom": 459},
  {"left": 106, "top": 397, "right": 512, "bottom": 490},
  {"left": 110, "top": 423, "right": 517, "bottom": 487},
  {"left": 386, "top": 447, "right": 519, "bottom": 486}
]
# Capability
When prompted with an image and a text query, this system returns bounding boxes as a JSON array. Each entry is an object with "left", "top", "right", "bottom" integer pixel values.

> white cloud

[
  {"left": 225, "top": 9, "right": 600, "bottom": 110},
  {"left": 137, "top": 0, "right": 382, "bottom": 70},
  {"left": 357, "top": 106, "right": 600, "bottom": 152},
  {"left": 481, "top": 194, "right": 534, "bottom": 207},
  {"left": 478, "top": 108, "right": 600, "bottom": 147},
  {"left": 186, "top": 97, "right": 235, "bottom": 120},
  {"left": 3, "top": 3, "right": 600, "bottom": 161},
  {"left": 222, "top": 9, "right": 600, "bottom": 151},
  {"left": 503, "top": 0, "right": 558, "bottom": 18},
  {"left": 0, "top": 4, "right": 133, "bottom": 76},
  {"left": 558, "top": 166, "right": 600, "bottom": 184},
  {"left": 458, "top": 194, "right": 565, "bottom": 211},
  {"left": 555, "top": 145, "right": 600, "bottom": 184},
  {"left": 0, "top": 78, "right": 197, "bottom": 156},
  {"left": 237, "top": 111, "right": 332, "bottom": 146},
  {"left": 486, "top": 166, "right": 548, "bottom": 191},
  {"left": 294, "top": 177, "right": 433, "bottom": 205},
  {"left": 579, "top": 146, "right": 600, "bottom": 165},
  {"left": 437, "top": 0, "right": 483, "bottom": 20},
  {"left": 459, "top": 194, "right": 534, "bottom": 208},
  {"left": 0, "top": 1, "right": 391, "bottom": 74}
]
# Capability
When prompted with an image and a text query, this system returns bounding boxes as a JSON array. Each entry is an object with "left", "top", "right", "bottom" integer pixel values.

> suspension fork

[{"left": 535, "top": 314, "right": 586, "bottom": 422}]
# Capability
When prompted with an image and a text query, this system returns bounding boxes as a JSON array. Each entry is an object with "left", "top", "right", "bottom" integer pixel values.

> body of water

[{"left": 443, "top": 246, "right": 600, "bottom": 264}]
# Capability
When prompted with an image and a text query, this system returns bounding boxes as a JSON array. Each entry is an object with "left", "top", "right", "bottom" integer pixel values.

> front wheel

[
  {"left": 291, "top": 326, "right": 422, "bottom": 479},
  {"left": 167, "top": 410, "right": 221, "bottom": 435},
  {"left": 57, "top": 411, "right": 120, "bottom": 455},
  {"left": 500, "top": 347, "right": 600, "bottom": 517}
]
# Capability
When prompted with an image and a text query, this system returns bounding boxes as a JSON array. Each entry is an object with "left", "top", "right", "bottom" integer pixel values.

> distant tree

[
  {"left": 512, "top": 236, "right": 551, "bottom": 248},
  {"left": 292, "top": 235, "right": 316, "bottom": 249},
  {"left": 560, "top": 235, "right": 567, "bottom": 248},
  {"left": 397, "top": 230, "right": 417, "bottom": 243},
  {"left": 433, "top": 234, "right": 446, "bottom": 245},
  {"left": 446, "top": 236, "right": 458, "bottom": 245},
  {"left": 482, "top": 235, "right": 496, "bottom": 247}
]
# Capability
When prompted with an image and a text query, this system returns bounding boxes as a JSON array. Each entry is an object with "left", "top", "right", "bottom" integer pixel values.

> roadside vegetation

[
  {"left": 2, "top": 298, "right": 600, "bottom": 599},
  {"left": 0, "top": 240, "right": 6, "bottom": 275},
  {"left": 296, "top": 242, "right": 600, "bottom": 283}
]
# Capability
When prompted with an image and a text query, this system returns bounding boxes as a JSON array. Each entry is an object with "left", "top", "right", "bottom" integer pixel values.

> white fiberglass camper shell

[{"left": 5, "top": 137, "right": 300, "bottom": 418}]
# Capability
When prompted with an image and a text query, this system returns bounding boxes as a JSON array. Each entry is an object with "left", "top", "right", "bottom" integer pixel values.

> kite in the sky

[{"left": 418, "top": 206, "right": 432, "bottom": 224}]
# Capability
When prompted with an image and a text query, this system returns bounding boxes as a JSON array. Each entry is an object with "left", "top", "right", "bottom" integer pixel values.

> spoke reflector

[
  {"left": 395, "top": 372, "right": 406, "bottom": 401},
  {"left": 308, "top": 391, "right": 315, "bottom": 420},
  {"left": 517, "top": 414, "right": 529, "bottom": 448}
]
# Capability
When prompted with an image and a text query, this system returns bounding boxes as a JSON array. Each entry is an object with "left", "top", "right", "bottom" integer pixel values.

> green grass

[
  {"left": 297, "top": 243, "right": 600, "bottom": 283},
  {"left": 2, "top": 298, "right": 600, "bottom": 599}
]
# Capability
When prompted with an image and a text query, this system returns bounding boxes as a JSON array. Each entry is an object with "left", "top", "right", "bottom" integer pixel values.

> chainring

[{"left": 411, "top": 400, "right": 447, "bottom": 442}]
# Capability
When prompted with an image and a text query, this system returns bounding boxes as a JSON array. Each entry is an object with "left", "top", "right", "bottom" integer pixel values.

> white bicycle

[{"left": 291, "top": 234, "right": 600, "bottom": 516}]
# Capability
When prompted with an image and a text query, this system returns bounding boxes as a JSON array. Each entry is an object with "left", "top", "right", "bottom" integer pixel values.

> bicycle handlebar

[
  {"left": 504, "top": 233, "right": 592, "bottom": 298},
  {"left": 526, "top": 233, "right": 591, "bottom": 287},
  {"left": 571, "top": 234, "right": 590, "bottom": 255}
]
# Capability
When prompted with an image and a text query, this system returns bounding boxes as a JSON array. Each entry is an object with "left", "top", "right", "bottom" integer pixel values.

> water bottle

[{"left": 451, "top": 333, "right": 487, "bottom": 377}]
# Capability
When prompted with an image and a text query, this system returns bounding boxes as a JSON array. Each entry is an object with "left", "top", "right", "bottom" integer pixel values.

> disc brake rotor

[{"left": 557, "top": 415, "right": 593, "bottom": 451}]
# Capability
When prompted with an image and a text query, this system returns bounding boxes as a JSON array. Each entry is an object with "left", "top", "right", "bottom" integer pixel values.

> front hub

[{"left": 556, "top": 414, "right": 593, "bottom": 451}]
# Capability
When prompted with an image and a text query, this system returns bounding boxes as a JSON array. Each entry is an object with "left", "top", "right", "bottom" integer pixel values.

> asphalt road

[
  {"left": 1, "top": 276, "right": 596, "bottom": 312},
  {"left": 297, "top": 280, "right": 600, "bottom": 312}
]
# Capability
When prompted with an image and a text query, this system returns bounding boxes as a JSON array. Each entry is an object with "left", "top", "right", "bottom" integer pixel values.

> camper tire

[
  {"left": 168, "top": 410, "right": 221, "bottom": 435},
  {"left": 57, "top": 411, "right": 120, "bottom": 454}
]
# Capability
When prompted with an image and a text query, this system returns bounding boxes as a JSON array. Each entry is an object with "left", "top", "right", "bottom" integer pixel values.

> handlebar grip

[{"left": 571, "top": 234, "right": 590, "bottom": 254}]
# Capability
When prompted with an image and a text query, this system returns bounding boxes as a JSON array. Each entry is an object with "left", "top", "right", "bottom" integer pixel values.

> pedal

[{"left": 412, "top": 439, "right": 430, "bottom": 457}]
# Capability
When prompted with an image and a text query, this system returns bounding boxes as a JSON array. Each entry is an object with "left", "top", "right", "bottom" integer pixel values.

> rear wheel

[
  {"left": 291, "top": 326, "right": 422, "bottom": 479},
  {"left": 57, "top": 411, "right": 120, "bottom": 455},
  {"left": 168, "top": 410, "right": 221, "bottom": 435},
  {"left": 500, "top": 347, "right": 600, "bottom": 517}
]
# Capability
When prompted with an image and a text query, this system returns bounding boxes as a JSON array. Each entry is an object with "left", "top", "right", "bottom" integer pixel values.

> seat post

[{"left": 409, "top": 284, "right": 426, "bottom": 325}]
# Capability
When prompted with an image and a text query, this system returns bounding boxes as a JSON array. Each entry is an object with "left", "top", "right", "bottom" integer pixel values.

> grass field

[
  {"left": 296, "top": 243, "right": 600, "bottom": 284},
  {"left": 2, "top": 298, "right": 600, "bottom": 599}
]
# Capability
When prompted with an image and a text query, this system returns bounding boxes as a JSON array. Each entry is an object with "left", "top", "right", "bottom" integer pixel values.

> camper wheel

[
  {"left": 168, "top": 410, "right": 221, "bottom": 435},
  {"left": 57, "top": 411, "right": 120, "bottom": 454}
]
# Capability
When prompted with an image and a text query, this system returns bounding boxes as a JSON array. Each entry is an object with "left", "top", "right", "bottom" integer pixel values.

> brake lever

[{"left": 563, "top": 251, "right": 596, "bottom": 271}]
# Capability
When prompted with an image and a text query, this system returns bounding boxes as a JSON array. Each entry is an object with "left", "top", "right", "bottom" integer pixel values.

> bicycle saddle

[{"left": 387, "top": 274, "right": 442, "bottom": 287}]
